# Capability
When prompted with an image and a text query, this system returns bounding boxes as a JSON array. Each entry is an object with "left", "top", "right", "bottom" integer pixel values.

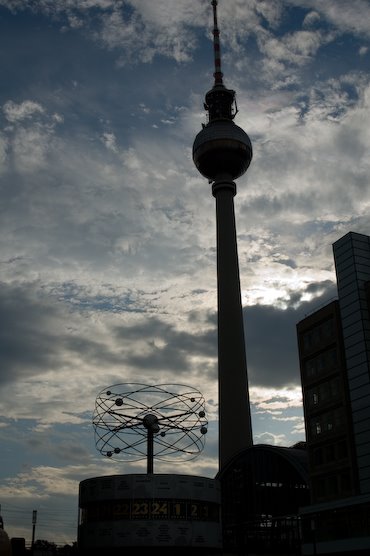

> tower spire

[{"left": 212, "top": 0, "right": 223, "bottom": 86}]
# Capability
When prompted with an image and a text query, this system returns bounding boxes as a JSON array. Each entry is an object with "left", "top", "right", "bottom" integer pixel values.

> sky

[{"left": 1, "top": 0, "right": 370, "bottom": 545}]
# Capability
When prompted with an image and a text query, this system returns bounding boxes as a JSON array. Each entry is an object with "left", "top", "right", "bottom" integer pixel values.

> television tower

[{"left": 193, "top": 0, "right": 253, "bottom": 470}]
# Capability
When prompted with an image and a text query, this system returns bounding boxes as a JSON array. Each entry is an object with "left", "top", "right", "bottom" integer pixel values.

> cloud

[
  {"left": 1, "top": 0, "right": 369, "bottom": 79},
  {"left": 0, "top": 281, "right": 219, "bottom": 423},
  {"left": 101, "top": 131, "right": 118, "bottom": 152},
  {"left": 0, "top": 133, "right": 7, "bottom": 168},
  {"left": 251, "top": 386, "right": 303, "bottom": 409},
  {"left": 0, "top": 466, "right": 78, "bottom": 498},
  {"left": 303, "top": 10, "right": 321, "bottom": 27},
  {"left": 258, "top": 29, "right": 331, "bottom": 70},
  {"left": 236, "top": 77, "right": 370, "bottom": 255},
  {"left": 1, "top": 100, "right": 63, "bottom": 173},
  {"left": 254, "top": 431, "right": 287, "bottom": 446},
  {"left": 3, "top": 100, "right": 45, "bottom": 122},
  {"left": 293, "top": 0, "right": 370, "bottom": 38},
  {"left": 0, "top": 0, "right": 206, "bottom": 65},
  {"left": 244, "top": 280, "right": 338, "bottom": 388},
  {"left": 113, "top": 316, "right": 216, "bottom": 373},
  {"left": 0, "top": 283, "right": 66, "bottom": 384}
]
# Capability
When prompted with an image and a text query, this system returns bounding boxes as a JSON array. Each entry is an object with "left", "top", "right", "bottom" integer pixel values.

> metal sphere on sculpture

[
  {"left": 143, "top": 413, "right": 159, "bottom": 430},
  {"left": 93, "top": 383, "right": 209, "bottom": 463}
]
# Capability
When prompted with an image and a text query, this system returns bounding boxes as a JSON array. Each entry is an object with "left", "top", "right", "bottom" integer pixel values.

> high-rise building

[
  {"left": 297, "top": 231, "right": 370, "bottom": 556},
  {"left": 334, "top": 232, "right": 370, "bottom": 494}
]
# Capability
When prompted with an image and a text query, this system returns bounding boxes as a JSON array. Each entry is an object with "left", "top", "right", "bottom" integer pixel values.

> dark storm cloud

[
  {"left": 0, "top": 282, "right": 121, "bottom": 384},
  {"left": 244, "top": 280, "right": 337, "bottom": 388},
  {"left": 0, "top": 281, "right": 218, "bottom": 387},
  {"left": 113, "top": 316, "right": 217, "bottom": 374},
  {"left": 0, "top": 282, "right": 63, "bottom": 383}
]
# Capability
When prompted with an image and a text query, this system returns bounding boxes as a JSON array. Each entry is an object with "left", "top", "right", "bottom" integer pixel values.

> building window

[
  {"left": 322, "top": 318, "right": 334, "bottom": 340},
  {"left": 330, "top": 377, "right": 340, "bottom": 397},
  {"left": 326, "top": 475, "right": 338, "bottom": 496},
  {"left": 309, "top": 418, "right": 322, "bottom": 436},
  {"left": 306, "top": 378, "right": 341, "bottom": 409},
  {"left": 314, "top": 478, "right": 325, "bottom": 498},
  {"left": 313, "top": 447, "right": 323, "bottom": 465},
  {"left": 340, "top": 471, "right": 352, "bottom": 494},
  {"left": 302, "top": 318, "right": 334, "bottom": 353},
  {"left": 305, "top": 359, "right": 316, "bottom": 378},
  {"left": 304, "top": 348, "right": 337, "bottom": 380},
  {"left": 325, "top": 444, "right": 335, "bottom": 462},
  {"left": 309, "top": 408, "right": 345, "bottom": 438},
  {"left": 337, "top": 440, "right": 348, "bottom": 459}
]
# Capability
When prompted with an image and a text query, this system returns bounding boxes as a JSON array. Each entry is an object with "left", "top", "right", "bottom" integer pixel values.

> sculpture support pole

[
  {"left": 147, "top": 429, "right": 154, "bottom": 474},
  {"left": 213, "top": 178, "right": 253, "bottom": 470}
]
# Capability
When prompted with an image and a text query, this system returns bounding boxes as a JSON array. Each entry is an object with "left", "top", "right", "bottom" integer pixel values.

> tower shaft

[{"left": 213, "top": 179, "right": 253, "bottom": 469}]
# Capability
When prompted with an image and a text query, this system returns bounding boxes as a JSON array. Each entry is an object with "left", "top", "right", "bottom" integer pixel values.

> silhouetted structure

[
  {"left": 193, "top": 0, "right": 253, "bottom": 472},
  {"left": 10, "top": 537, "right": 25, "bottom": 556},
  {"left": 79, "top": 385, "right": 220, "bottom": 554},
  {"left": 297, "top": 231, "right": 370, "bottom": 555},
  {"left": 92, "top": 383, "right": 208, "bottom": 473},
  {"left": 217, "top": 444, "right": 309, "bottom": 554},
  {"left": 78, "top": 474, "right": 221, "bottom": 555},
  {"left": 192, "top": 5, "right": 311, "bottom": 554}
]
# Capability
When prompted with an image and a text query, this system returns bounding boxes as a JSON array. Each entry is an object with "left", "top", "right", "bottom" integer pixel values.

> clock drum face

[{"left": 78, "top": 474, "right": 222, "bottom": 550}]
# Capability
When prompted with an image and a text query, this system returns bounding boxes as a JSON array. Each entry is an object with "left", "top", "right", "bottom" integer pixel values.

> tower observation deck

[{"left": 193, "top": 0, "right": 253, "bottom": 470}]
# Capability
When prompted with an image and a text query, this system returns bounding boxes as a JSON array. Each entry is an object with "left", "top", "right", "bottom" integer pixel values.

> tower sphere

[{"left": 193, "top": 119, "right": 252, "bottom": 182}]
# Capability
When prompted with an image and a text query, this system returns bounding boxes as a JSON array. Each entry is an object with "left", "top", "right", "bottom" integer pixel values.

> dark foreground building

[
  {"left": 297, "top": 231, "right": 370, "bottom": 555},
  {"left": 217, "top": 444, "right": 309, "bottom": 554}
]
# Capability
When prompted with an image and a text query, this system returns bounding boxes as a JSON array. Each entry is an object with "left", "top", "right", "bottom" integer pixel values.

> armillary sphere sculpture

[{"left": 93, "top": 383, "right": 208, "bottom": 473}]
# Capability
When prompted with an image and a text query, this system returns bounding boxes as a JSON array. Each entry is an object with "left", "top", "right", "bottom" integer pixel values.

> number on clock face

[
  {"left": 151, "top": 502, "right": 168, "bottom": 516},
  {"left": 132, "top": 502, "right": 149, "bottom": 516}
]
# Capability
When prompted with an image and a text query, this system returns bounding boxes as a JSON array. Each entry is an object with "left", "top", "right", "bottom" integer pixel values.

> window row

[
  {"left": 309, "top": 407, "right": 345, "bottom": 437},
  {"left": 312, "top": 469, "right": 353, "bottom": 502},
  {"left": 302, "top": 502, "right": 370, "bottom": 543},
  {"left": 311, "top": 439, "right": 348, "bottom": 467},
  {"left": 306, "top": 377, "right": 342, "bottom": 408},
  {"left": 302, "top": 318, "right": 334, "bottom": 353},
  {"left": 304, "top": 348, "right": 337, "bottom": 380}
]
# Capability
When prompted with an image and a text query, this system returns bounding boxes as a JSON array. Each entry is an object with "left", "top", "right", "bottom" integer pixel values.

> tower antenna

[
  {"left": 204, "top": 0, "right": 238, "bottom": 121},
  {"left": 212, "top": 0, "right": 223, "bottom": 86}
]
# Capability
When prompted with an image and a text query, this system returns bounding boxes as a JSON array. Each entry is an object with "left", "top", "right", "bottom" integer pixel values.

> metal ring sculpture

[{"left": 93, "top": 383, "right": 208, "bottom": 469}]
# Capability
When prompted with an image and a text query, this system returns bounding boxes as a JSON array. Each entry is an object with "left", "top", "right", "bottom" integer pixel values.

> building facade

[
  {"left": 297, "top": 231, "right": 370, "bottom": 555},
  {"left": 297, "top": 299, "right": 358, "bottom": 503},
  {"left": 217, "top": 444, "right": 309, "bottom": 555},
  {"left": 333, "top": 232, "right": 370, "bottom": 494}
]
